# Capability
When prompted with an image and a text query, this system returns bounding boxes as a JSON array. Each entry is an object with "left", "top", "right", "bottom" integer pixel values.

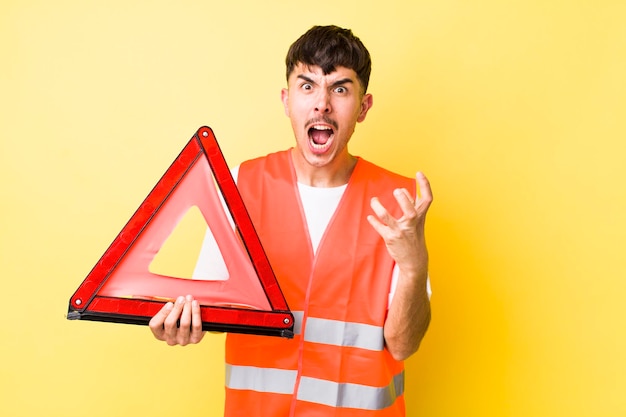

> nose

[{"left": 314, "top": 90, "right": 331, "bottom": 113}]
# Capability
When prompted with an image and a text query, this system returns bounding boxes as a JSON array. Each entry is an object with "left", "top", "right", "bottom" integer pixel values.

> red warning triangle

[{"left": 67, "top": 126, "right": 294, "bottom": 338}]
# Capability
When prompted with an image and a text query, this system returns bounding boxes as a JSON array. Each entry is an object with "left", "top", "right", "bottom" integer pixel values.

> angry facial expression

[{"left": 281, "top": 64, "right": 373, "bottom": 176}]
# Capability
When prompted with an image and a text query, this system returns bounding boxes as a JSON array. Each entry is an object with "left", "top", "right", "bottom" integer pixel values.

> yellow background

[{"left": 2, "top": 1, "right": 625, "bottom": 416}]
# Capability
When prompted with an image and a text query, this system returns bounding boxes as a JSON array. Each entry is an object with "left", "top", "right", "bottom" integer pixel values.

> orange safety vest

[{"left": 225, "top": 150, "right": 416, "bottom": 417}]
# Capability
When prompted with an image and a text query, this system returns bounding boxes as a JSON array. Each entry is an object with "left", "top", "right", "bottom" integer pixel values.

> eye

[
  {"left": 301, "top": 83, "right": 313, "bottom": 91},
  {"left": 334, "top": 86, "right": 347, "bottom": 94}
]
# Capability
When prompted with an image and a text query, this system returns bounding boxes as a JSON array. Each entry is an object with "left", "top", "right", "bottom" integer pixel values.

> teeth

[{"left": 309, "top": 124, "right": 334, "bottom": 150}]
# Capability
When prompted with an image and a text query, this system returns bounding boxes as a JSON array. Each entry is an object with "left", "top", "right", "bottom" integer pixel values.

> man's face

[{"left": 281, "top": 63, "right": 373, "bottom": 171}]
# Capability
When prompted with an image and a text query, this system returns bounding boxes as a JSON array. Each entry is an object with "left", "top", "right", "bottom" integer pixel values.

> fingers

[
  {"left": 367, "top": 171, "right": 433, "bottom": 238},
  {"left": 161, "top": 296, "right": 184, "bottom": 345},
  {"left": 175, "top": 296, "right": 193, "bottom": 346},
  {"left": 189, "top": 299, "right": 205, "bottom": 344},
  {"left": 393, "top": 188, "right": 416, "bottom": 214},
  {"left": 369, "top": 196, "right": 395, "bottom": 225},
  {"left": 367, "top": 172, "right": 432, "bottom": 269},
  {"left": 415, "top": 172, "right": 433, "bottom": 211},
  {"left": 148, "top": 295, "right": 205, "bottom": 346},
  {"left": 148, "top": 301, "right": 174, "bottom": 341},
  {"left": 391, "top": 172, "right": 433, "bottom": 214}
]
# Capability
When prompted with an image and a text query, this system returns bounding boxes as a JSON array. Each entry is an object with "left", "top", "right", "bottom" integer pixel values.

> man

[{"left": 149, "top": 25, "right": 432, "bottom": 416}]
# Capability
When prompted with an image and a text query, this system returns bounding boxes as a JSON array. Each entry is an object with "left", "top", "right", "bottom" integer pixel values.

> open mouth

[{"left": 308, "top": 125, "right": 335, "bottom": 151}]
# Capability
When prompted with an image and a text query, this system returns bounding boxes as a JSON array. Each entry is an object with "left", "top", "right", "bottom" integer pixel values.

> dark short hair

[{"left": 285, "top": 25, "right": 372, "bottom": 94}]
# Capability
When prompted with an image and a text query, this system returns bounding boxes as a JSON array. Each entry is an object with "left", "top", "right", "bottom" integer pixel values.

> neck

[{"left": 290, "top": 149, "right": 357, "bottom": 187}]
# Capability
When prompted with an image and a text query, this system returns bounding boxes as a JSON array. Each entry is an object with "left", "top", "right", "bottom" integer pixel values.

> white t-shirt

[
  {"left": 193, "top": 166, "right": 430, "bottom": 307},
  {"left": 296, "top": 181, "right": 346, "bottom": 254}
]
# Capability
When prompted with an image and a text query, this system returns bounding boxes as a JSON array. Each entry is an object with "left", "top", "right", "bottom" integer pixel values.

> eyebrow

[{"left": 296, "top": 74, "right": 355, "bottom": 88}]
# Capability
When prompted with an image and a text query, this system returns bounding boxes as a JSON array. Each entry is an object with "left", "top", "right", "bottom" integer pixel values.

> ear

[
  {"left": 357, "top": 93, "right": 373, "bottom": 123},
  {"left": 281, "top": 88, "right": 290, "bottom": 117}
]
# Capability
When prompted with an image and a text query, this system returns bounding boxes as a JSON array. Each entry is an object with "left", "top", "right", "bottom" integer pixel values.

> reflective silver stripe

[
  {"left": 226, "top": 364, "right": 404, "bottom": 410},
  {"left": 297, "top": 371, "right": 404, "bottom": 410},
  {"left": 292, "top": 310, "right": 304, "bottom": 335},
  {"left": 304, "top": 317, "right": 385, "bottom": 351},
  {"left": 225, "top": 365, "right": 296, "bottom": 394}
]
